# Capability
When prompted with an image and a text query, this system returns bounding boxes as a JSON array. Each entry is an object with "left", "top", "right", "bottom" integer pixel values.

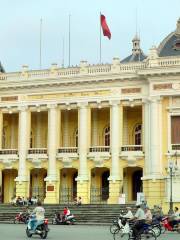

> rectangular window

[{"left": 171, "top": 116, "right": 180, "bottom": 144}]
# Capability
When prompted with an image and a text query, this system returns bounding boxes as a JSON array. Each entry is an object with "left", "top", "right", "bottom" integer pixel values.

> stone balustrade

[
  {"left": 1, "top": 55, "right": 180, "bottom": 82},
  {"left": 57, "top": 147, "right": 78, "bottom": 153},
  {"left": 28, "top": 148, "right": 47, "bottom": 154},
  {"left": 89, "top": 146, "right": 110, "bottom": 152},
  {"left": 121, "top": 145, "right": 143, "bottom": 151},
  {"left": 0, "top": 149, "right": 18, "bottom": 155}
]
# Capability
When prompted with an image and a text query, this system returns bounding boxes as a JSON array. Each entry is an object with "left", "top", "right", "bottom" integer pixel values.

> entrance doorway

[
  {"left": 30, "top": 168, "right": 47, "bottom": 201},
  {"left": 123, "top": 167, "right": 143, "bottom": 202},
  {"left": 60, "top": 168, "right": 78, "bottom": 204},
  {"left": 90, "top": 168, "right": 110, "bottom": 203},
  {"left": 2, "top": 169, "right": 17, "bottom": 203}
]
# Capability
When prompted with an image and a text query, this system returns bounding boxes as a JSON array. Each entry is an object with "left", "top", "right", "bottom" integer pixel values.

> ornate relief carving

[
  {"left": 172, "top": 97, "right": 180, "bottom": 106},
  {"left": 153, "top": 83, "right": 172, "bottom": 90},
  {"left": 27, "top": 90, "right": 110, "bottom": 101},
  {"left": 121, "top": 88, "right": 141, "bottom": 94},
  {"left": 1, "top": 96, "right": 18, "bottom": 101},
  {"left": 172, "top": 83, "right": 180, "bottom": 90}
]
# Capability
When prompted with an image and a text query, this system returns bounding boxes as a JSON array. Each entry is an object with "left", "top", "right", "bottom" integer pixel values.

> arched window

[
  {"left": 75, "top": 129, "right": 78, "bottom": 147},
  {"left": 104, "top": 126, "right": 110, "bottom": 146},
  {"left": 134, "top": 124, "right": 142, "bottom": 145}
]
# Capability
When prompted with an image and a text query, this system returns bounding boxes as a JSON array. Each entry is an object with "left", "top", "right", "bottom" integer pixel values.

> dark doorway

[
  {"left": 132, "top": 170, "right": 142, "bottom": 200},
  {"left": 101, "top": 170, "right": 110, "bottom": 200}
]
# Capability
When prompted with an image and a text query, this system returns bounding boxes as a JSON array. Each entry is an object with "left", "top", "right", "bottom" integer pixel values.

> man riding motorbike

[
  {"left": 131, "top": 205, "right": 146, "bottom": 239},
  {"left": 28, "top": 200, "right": 45, "bottom": 233}
]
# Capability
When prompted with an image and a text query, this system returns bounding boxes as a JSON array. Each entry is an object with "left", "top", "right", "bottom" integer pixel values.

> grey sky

[{"left": 0, "top": 0, "right": 179, "bottom": 72}]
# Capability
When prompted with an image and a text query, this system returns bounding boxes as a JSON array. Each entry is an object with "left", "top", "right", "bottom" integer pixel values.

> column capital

[
  {"left": 109, "top": 100, "right": 120, "bottom": 106},
  {"left": 77, "top": 102, "right": 88, "bottom": 108},
  {"left": 47, "top": 103, "right": 57, "bottom": 109},
  {"left": 149, "top": 96, "right": 162, "bottom": 103},
  {"left": 18, "top": 105, "right": 28, "bottom": 112}
]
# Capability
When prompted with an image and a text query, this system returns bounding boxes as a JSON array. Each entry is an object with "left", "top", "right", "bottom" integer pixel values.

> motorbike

[
  {"left": 110, "top": 216, "right": 131, "bottom": 234},
  {"left": 161, "top": 216, "right": 180, "bottom": 233},
  {"left": 26, "top": 215, "right": 49, "bottom": 239},
  {"left": 13, "top": 212, "right": 29, "bottom": 224},
  {"left": 52, "top": 212, "right": 76, "bottom": 225}
]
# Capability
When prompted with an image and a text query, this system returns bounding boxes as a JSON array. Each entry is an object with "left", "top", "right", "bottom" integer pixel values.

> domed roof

[
  {"left": 121, "top": 34, "right": 147, "bottom": 63},
  {"left": 158, "top": 18, "right": 180, "bottom": 57},
  {"left": 0, "top": 62, "right": 5, "bottom": 73}
]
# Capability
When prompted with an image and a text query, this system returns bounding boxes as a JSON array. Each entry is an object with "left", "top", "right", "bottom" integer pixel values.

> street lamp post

[
  {"left": 168, "top": 151, "right": 178, "bottom": 215},
  {"left": 168, "top": 161, "right": 173, "bottom": 215}
]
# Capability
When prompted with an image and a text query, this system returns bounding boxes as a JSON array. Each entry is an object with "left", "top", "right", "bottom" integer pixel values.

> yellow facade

[{"left": 1, "top": 19, "right": 180, "bottom": 213}]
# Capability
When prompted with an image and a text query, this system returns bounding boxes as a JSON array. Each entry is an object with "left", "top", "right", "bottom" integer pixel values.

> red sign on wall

[{"left": 47, "top": 185, "right": 54, "bottom": 191}]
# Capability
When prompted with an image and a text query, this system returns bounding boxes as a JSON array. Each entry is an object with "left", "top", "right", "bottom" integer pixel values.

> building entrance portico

[
  {"left": 90, "top": 167, "right": 110, "bottom": 203},
  {"left": 2, "top": 169, "right": 17, "bottom": 203},
  {"left": 30, "top": 168, "right": 47, "bottom": 201},
  {"left": 123, "top": 167, "right": 143, "bottom": 202},
  {"left": 59, "top": 168, "right": 78, "bottom": 204}
]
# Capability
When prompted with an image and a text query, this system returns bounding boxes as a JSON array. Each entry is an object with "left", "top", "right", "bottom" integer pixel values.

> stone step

[{"left": 0, "top": 204, "right": 136, "bottom": 225}]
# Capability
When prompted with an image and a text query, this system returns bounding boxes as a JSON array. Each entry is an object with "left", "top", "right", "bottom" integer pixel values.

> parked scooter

[
  {"left": 161, "top": 216, "right": 180, "bottom": 233},
  {"left": 14, "top": 212, "right": 29, "bottom": 224},
  {"left": 52, "top": 212, "right": 76, "bottom": 225},
  {"left": 26, "top": 215, "right": 49, "bottom": 239}
]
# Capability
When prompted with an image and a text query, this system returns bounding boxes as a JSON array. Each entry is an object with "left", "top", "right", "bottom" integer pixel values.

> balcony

[
  {"left": 57, "top": 147, "right": 78, "bottom": 168},
  {"left": 27, "top": 148, "right": 48, "bottom": 165},
  {"left": 89, "top": 146, "right": 110, "bottom": 153},
  {"left": 57, "top": 147, "right": 78, "bottom": 154},
  {"left": 0, "top": 149, "right": 18, "bottom": 155},
  {"left": 0, "top": 149, "right": 19, "bottom": 168},
  {"left": 121, "top": 145, "right": 143, "bottom": 151},
  {"left": 88, "top": 146, "right": 110, "bottom": 167},
  {"left": 120, "top": 145, "right": 144, "bottom": 166},
  {"left": 28, "top": 148, "right": 47, "bottom": 154},
  {"left": 171, "top": 144, "right": 180, "bottom": 151}
]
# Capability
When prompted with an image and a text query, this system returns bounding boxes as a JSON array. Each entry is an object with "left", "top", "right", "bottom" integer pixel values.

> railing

[
  {"left": 0, "top": 149, "right": 18, "bottom": 155},
  {"left": 87, "top": 64, "right": 111, "bottom": 74},
  {"left": 1, "top": 55, "right": 180, "bottom": 82},
  {"left": 121, "top": 145, "right": 143, "bottom": 151},
  {"left": 89, "top": 146, "right": 110, "bottom": 152},
  {"left": 171, "top": 144, "right": 180, "bottom": 150},
  {"left": 119, "top": 62, "right": 147, "bottom": 72},
  {"left": 28, "top": 148, "right": 47, "bottom": 154},
  {"left": 158, "top": 57, "right": 180, "bottom": 67},
  {"left": 57, "top": 147, "right": 78, "bottom": 153}
]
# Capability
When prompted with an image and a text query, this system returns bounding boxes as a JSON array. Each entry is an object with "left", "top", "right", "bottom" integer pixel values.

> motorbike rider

[
  {"left": 144, "top": 207, "right": 152, "bottom": 223},
  {"left": 131, "top": 205, "right": 146, "bottom": 239},
  {"left": 120, "top": 207, "right": 134, "bottom": 219},
  {"left": 60, "top": 206, "right": 71, "bottom": 222},
  {"left": 169, "top": 206, "right": 180, "bottom": 227},
  {"left": 28, "top": 200, "right": 45, "bottom": 233}
]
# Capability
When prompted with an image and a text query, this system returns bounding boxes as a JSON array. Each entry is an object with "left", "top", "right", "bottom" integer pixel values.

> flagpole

[
  {"left": 62, "top": 36, "right": 64, "bottom": 67},
  {"left": 99, "top": 12, "right": 102, "bottom": 64},
  {"left": 68, "top": 14, "right": 71, "bottom": 67},
  {"left": 40, "top": 18, "right": 42, "bottom": 69}
]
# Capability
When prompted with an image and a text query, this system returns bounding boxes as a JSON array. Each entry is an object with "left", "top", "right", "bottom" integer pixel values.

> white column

[
  {"left": 109, "top": 101, "right": 121, "bottom": 180},
  {"left": 17, "top": 106, "right": 30, "bottom": 181},
  {"left": 77, "top": 103, "right": 89, "bottom": 180},
  {"left": 92, "top": 109, "right": 98, "bottom": 146},
  {"left": 0, "top": 169, "right": 2, "bottom": 202},
  {"left": 46, "top": 105, "right": 59, "bottom": 181},
  {"left": 150, "top": 98, "right": 162, "bottom": 176},
  {"left": 36, "top": 113, "right": 42, "bottom": 148},
  {"left": 143, "top": 101, "right": 151, "bottom": 176},
  {"left": 63, "top": 111, "right": 69, "bottom": 147},
  {"left": 10, "top": 115, "right": 16, "bottom": 148}
]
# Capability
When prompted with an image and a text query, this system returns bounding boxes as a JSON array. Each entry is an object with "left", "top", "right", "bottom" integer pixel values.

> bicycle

[{"left": 113, "top": 223, "right": 157, "bottom": 240}]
